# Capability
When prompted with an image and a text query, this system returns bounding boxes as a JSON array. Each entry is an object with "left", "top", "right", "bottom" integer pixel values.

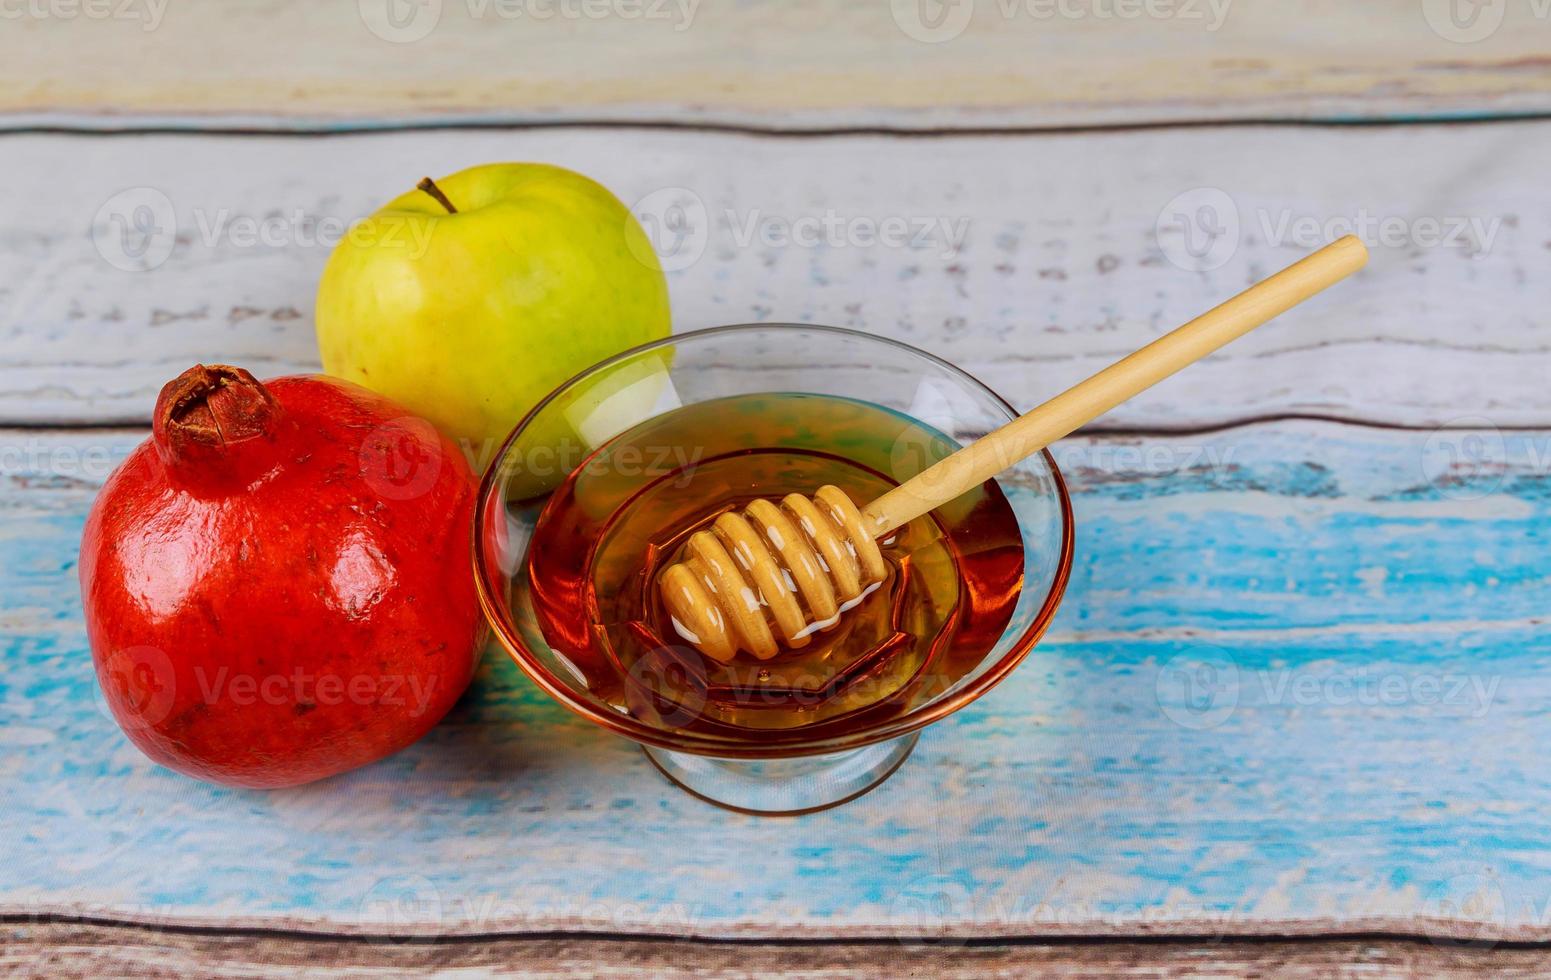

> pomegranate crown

[{"left": 152, "top": 364, "right": 283, "bottom": 477}]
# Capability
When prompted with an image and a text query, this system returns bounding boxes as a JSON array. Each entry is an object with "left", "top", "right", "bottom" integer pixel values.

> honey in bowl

[{"left": 518, "top": 392, "right": 1025, "bottom": 735}]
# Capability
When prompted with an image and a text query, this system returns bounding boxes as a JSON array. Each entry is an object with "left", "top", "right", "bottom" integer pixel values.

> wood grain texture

[
  {"left": 5, "top": 122, "right": 1544, "bottom": 429},
  {"left": 5, "top": 922, "right": 1551, "bottom": 979},
  {"left": 6, "top": 420, "right": 1549, "bottom": 939},
  {"left": 6, "top": 1, "right": 1551, "bottom": 130}
]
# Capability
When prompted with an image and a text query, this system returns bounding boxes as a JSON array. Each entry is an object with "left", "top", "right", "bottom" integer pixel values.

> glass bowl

[{"left": 475, "top": 324, "right": 1073, "bottom": 814}]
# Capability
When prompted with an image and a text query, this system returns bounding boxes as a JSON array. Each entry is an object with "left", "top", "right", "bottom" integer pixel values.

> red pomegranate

[{"left": 79, "top": 365, "right": 485, "bottom": 788}]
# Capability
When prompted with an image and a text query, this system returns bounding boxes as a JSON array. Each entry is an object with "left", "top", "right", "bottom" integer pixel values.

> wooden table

[{"left": 5, "top": 3, "right": 1551, "bottom": 975}]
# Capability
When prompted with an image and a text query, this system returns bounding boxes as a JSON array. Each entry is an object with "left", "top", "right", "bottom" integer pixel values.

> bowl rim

[{"left": 473, "top": 322, "right": 1075, "bottom": 758}]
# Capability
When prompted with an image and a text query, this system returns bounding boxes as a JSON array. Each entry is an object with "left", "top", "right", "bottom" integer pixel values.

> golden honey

[{"left": 520, "top": 393, "right": 1025, "bottom": 735}]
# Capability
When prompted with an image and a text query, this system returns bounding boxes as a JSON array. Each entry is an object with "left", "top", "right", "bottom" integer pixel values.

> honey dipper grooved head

[{"left": 658, "top": 485, "right": 888, "bottom": 662}]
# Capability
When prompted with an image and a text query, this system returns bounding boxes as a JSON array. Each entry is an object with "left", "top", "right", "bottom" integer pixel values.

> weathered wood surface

[
  {"left": 5, "top": 922, "right": 1551, "bottom": 979},
  {"left": 7, "top": 11, "right": 1551, "bottom": 962},
  {"left": 6, "top": 1, "right": 1551, "bottom": 131},
  {"left": 6, "top": 420, "right": 1548, "bottom": 939},
  {"left": 5, "top": 122, "right": 1545, "bottom": 429}
]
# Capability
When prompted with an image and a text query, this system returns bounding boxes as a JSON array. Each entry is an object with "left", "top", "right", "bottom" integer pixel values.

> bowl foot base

[{"left": 641, "top": 732, "right": 919, "bottom": 815}]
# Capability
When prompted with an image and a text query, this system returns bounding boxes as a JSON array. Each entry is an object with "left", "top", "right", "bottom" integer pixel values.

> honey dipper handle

[{"left": 861, "top": 235, "right": 1369, "bottom": 535}]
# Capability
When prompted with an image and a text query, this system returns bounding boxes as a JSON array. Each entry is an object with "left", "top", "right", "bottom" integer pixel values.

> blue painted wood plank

[{"left": 2, "top": 422, "right": 1547, "bottom": 939}]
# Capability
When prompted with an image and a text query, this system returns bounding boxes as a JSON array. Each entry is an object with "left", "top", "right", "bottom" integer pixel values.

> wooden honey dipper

[{"left": 660, "top": 236, "right": 1369, "bottom": 663}]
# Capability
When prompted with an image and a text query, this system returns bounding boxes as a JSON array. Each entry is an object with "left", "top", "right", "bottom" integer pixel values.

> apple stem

[{"left": 416, "top": 177, "right": 458, "bottom": 214}]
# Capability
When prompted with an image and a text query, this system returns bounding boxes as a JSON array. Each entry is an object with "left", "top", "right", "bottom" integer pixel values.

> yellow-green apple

[{"left": 316, "top": 164, "right": 671, "bottom": 470}]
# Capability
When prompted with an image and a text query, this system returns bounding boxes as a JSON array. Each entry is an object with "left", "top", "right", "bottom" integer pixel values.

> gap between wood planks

[
  {"left": 6, "top": 109, "right": 1551, "bottom": 139},
  {"left": 8, "top": 912, "right": 1551, "bottom": 950},
  {"left": 0, "top": 412, "right": 1534, "bottom": 438},
  {"left": 9, "top": 922, "right": 1551, "bottom": 980}
]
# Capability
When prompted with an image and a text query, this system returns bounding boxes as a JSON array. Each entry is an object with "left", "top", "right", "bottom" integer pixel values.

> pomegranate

[{"left": 80, "top": 365, "right": 485, "bottom": 788}]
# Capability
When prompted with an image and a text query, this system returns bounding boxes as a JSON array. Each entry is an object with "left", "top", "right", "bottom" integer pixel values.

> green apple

[{"left": 316, "top": 163, "right": 671, "bottom": 470}]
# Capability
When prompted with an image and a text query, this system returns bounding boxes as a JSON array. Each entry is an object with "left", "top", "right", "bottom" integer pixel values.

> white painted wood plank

[
  {"left": 4, "top": 123, "right": 1543, "bottom": 429},
  {"left": 6, "top": 0, "right": 1551, "bottom": 130}
]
